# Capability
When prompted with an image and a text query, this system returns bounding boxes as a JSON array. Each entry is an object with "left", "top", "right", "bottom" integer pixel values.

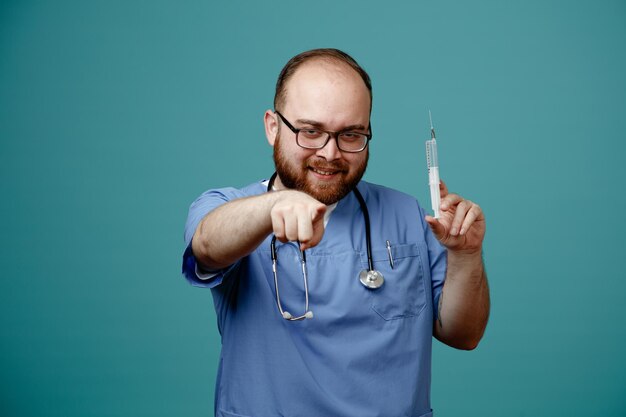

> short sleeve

[{"left": 181, "top": 187, "right": 248, "bottom": 288}]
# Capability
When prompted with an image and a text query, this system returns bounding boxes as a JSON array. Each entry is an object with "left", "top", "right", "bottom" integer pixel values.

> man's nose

[{"left": 315, "top": 133, "right": 342, "bottom": 161}]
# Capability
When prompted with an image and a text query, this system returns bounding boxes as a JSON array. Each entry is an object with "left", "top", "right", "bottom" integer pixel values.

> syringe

[{"left": 425, "top": 110, "right": 441, "bottom": 218}]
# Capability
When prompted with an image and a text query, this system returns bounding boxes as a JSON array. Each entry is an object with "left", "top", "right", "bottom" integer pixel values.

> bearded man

[{"left": 182, "top": 48, "right": 489, "bottom": 417}]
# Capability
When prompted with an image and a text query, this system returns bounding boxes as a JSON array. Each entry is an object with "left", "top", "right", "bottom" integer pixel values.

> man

[{"left": 182, "top": 48, "right": 489, "bottom": 417}]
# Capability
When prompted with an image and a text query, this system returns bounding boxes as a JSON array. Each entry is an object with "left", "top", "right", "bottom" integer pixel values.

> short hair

[{"left": 273, "top": 48, "right": 372, "bottom": 112}]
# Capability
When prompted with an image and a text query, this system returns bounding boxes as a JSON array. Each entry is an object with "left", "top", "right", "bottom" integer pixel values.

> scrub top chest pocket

[{"left": 360, "top": 243, "right": 426, "bottom": 320}]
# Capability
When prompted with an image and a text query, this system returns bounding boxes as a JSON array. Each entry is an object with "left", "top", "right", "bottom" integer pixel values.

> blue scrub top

[{"left": 182, "top": 180, "right": 447, "bottom": 417}]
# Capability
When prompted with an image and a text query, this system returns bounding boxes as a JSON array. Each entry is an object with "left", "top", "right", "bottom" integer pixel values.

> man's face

[{"left": 270, "top": 60, "right": 371, "bottom": 205}]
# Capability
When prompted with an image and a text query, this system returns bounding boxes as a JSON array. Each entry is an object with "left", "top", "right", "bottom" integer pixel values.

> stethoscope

[{"left": 268, "top": 173, "right": 384, "bottom": 321}]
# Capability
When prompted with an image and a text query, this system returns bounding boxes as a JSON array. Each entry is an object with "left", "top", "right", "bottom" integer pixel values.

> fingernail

[{"left": 451, "top": 227, "right": 458, "bottom": 236}]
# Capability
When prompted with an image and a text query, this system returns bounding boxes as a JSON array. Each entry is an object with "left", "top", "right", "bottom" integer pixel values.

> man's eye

[
  {"left": 340, "top": 132, "right": 364, "bottom": 141},
  {"left": 300, "top": 129, "right": 324, "bottom": 138}
]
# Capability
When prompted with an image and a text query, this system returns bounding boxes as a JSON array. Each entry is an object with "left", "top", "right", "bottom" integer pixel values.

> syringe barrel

[
  {"left": 429, "top": 166, "right": 440, "bottom": 187},
  {"left": 429, "top": 167, "right": 441, "bottom": 218},
  {"left": 426, "top": 139, "right": 439, "bottom": 169},
  {"left": 425, "top": 139, "right": 441, "bottom": 218}
]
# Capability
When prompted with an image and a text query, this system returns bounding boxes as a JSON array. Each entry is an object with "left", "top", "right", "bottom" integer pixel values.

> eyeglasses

[{"left": 275, "top": 111, "right": 372, "bottom": 153}]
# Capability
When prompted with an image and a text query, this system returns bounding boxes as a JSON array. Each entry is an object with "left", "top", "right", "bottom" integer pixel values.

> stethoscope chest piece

[{"left": 359, "top": 269, "right": 384, "bottom": 289}]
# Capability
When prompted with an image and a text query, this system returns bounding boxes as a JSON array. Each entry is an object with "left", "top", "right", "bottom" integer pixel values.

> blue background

[{"left": 1, "top": 1, "right": 625, "bottom": 416}]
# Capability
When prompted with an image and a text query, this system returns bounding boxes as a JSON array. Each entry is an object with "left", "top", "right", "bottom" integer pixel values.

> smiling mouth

[{"left": 311, "top": 167, "right": 338, "bottom": 176}]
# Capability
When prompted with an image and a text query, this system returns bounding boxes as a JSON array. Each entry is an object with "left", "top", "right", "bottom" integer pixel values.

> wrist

[{"left": 447, "top": 247, "right": 483, "bottom": 264}]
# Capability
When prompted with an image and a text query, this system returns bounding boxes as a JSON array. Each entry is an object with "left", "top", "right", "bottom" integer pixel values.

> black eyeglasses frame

[{"left": 274, "top": 111, "right": 372, "bottom": 153}]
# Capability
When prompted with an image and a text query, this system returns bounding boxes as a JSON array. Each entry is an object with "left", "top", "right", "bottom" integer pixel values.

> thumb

[
  {"left": 311, "top": 205, "right": 326, "bottom": 223},
  {"left": 425, "top": 215, "right": 447, "bottom": 241}
]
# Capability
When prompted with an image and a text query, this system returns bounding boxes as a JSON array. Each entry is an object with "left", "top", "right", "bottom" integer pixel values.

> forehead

[{"left": 282, "top": 60, "right": 371, "bottom": 126}]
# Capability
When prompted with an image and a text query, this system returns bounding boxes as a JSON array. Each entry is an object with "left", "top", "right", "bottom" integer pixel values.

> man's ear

[{"left": 264, "top": 110, "right": 278, "bottom": 146}]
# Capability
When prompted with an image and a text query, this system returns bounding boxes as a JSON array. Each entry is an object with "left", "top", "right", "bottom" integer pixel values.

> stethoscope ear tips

[{"left": 281, "top": 310, "right": 314, "bottom": 320}]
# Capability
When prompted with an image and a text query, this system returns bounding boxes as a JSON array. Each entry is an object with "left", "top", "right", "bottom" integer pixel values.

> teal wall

[{"left": 1, "top": 1, "right": 625, "bottom": 416}]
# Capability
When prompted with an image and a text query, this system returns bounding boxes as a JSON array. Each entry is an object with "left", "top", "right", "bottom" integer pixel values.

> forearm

[
  {"left": 434, "top": 250, "right": 490, "bottom": 350},
  {"left": 192, "top": 192, "right": 280, "bottom": 270}
]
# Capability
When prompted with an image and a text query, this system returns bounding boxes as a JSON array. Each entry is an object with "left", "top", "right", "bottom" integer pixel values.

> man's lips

[
  {"left": 310, "top": 167, "right": 339, "bottom": 176},
  {"left": 308, "top": 164, "right": 348, "bottom": 178}
]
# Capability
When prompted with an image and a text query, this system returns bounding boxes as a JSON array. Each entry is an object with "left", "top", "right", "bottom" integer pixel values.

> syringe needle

[{"left": 428, "top": 109, "right": 436, "bottom": 139}]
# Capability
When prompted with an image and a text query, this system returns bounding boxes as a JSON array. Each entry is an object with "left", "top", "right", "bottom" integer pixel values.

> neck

[{"left": 267, "top": 172, "right": 285, "bottom": 191}]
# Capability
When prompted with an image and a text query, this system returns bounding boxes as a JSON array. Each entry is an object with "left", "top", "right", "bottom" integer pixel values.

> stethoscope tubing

[
  {"left": 270, "top": 235, "right": 312, "bottom": 321},
  {"left": 352, "top": 186, "right": 374, "bottom": 272}
]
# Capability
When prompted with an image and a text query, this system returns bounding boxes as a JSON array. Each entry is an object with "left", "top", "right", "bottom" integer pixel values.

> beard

[{"left": 273, "top": 133, "right": 368, "bottom": 205}]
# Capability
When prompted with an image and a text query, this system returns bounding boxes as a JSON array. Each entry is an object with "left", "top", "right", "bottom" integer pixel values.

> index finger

[
  {"left": 297, "top": 209, "right": 315, "bottom": 246},
  {"left": 440, "top": 192, "right": 463, "bottom": 211},
  {"left": 300, "top": 205, "right": 326, "bottom": 250}
]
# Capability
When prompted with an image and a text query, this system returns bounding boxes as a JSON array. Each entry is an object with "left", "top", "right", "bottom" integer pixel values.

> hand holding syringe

[
  {"left": 426, "top": 110, "right": 441, "bottom": 218},
  {"left": 422, "top": 111, "right": 486, "bottom": 255}
]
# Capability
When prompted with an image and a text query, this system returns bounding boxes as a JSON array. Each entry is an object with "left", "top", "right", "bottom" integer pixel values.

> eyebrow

[{"left": 295, "top": 118, "right": 368, "bottom": 132}]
